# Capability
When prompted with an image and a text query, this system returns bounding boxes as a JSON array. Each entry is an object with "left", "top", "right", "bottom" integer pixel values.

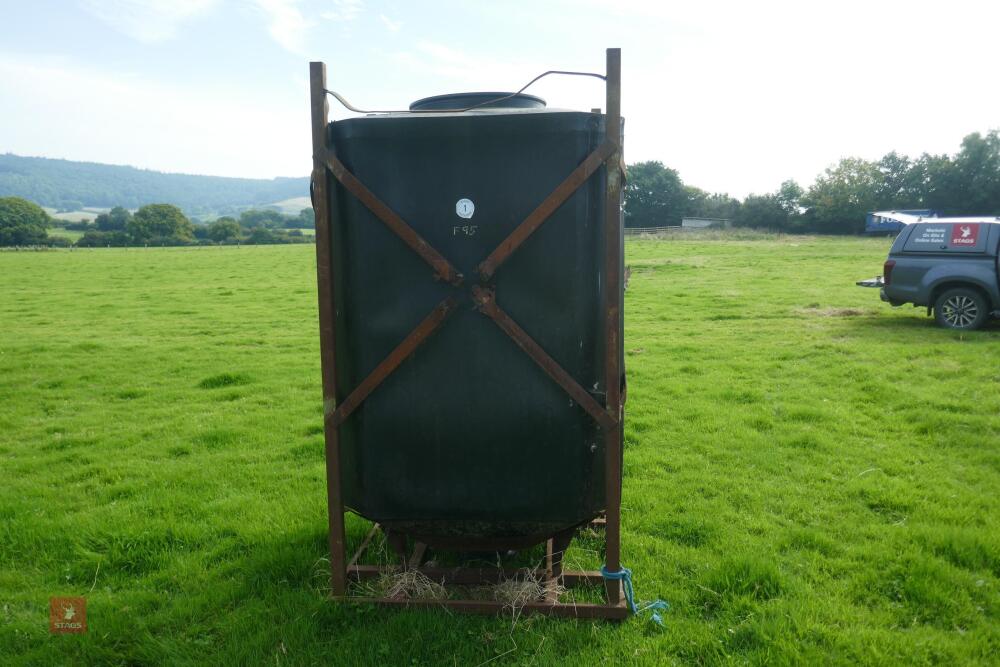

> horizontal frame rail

[
  {"left": 343, "top": 595, "right": 629, "bottom": 619},
  {"left": 349, "top": 564, "right": 609, "bottom": 587}
]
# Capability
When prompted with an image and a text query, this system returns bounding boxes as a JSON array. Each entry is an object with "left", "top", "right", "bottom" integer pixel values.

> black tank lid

[{"left": 409, "top": 92, "right": 546, "bottom": 111}]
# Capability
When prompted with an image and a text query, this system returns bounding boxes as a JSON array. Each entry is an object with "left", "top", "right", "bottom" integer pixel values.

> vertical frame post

[
  {"left": 602, "top": 47, "right": 623, "bottom": 606},
  {"left": 310, "top": 61, "right": 347, "bottom": 596}
]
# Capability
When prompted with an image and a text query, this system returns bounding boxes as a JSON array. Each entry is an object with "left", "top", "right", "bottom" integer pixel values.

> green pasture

[
  {"left": 47, "top": 226, "right": 85, "bottom": 242},
  {"left": 1, "top": 237, "right": 998, "bottom": 665}
]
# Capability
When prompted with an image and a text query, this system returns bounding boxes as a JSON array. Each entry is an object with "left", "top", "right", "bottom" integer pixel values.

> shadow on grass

[{"left": 840, "top": 312, "right": 1000, "bottom": 333}]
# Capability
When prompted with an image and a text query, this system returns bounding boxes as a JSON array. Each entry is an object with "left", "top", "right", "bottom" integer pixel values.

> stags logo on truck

[{"left": 951, "top": 223, "right": 980, "bottom": 246}]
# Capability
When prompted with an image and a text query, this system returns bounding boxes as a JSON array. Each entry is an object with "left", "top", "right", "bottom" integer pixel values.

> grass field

[
  {"left": 1, "top": 237, "right": 998, "bottom": 665},
  {"left": 42, "top": 208, "right": 102, "bottom": 224},
  {"left": 47, "top": 226, "right": 85, "bottom": 242}
]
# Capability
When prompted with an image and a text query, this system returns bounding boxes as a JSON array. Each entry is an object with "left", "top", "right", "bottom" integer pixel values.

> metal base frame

[
  {"left": 309, "top": 48, "right": 625, "bottom": 619},
  {"left": 341, "top": 521, "right": 628, "bottom": 619}
]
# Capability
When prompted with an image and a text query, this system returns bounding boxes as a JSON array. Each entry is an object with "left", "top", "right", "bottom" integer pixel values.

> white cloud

[
  {"left": 0, "top": 54, "right": 308, "bottom": 179},
  {"left": 79, "top": 0, "right": 217, "bottom": 43},
  {"left": 378, "top": 13, "right": 401, "bottom": 32},
  {"left": 321, "top": 0, "right": 364, "bottom": 22},
  {"left": 391, "top": 41, "right": 541, "bottom": 84},
  {"left": 545, "top": 0, "right": 1000, "bottom": 196},
  {"left": 254, "top": 0, "right": 315, "bottom": 55},
  {"left": 384, "top": 41, "right": 608, "bottom": 123},
  {"left": 20, "top": 0, "right": 1000, "bottom": 197}
]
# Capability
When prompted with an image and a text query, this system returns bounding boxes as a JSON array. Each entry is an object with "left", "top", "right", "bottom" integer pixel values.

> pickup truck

[{"left": 858, "top": 218, "right": 1000, "bottom": 330}]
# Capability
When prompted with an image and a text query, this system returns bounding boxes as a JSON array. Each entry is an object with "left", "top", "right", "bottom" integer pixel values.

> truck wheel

[{"left": 934, "top": 288, "right": 988, "bottom": 330}]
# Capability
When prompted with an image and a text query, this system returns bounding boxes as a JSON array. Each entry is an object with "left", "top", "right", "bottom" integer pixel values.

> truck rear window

[{"left": 902, "top": 223, "right": 988, "bottom": 253}]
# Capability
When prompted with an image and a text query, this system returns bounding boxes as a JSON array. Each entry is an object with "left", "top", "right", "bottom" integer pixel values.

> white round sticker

[{"left": 456, "top": 198, "right": 475, "bottom": 219}]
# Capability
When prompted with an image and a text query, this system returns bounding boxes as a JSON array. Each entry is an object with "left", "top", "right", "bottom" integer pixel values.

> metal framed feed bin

[{"left": 310, "top": 48, "right": 626, "bottom": 618}]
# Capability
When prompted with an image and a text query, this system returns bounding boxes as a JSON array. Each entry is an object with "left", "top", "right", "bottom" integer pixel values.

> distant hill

[{"left": 0, "top": 153, "right": 309, "bottom": 217}]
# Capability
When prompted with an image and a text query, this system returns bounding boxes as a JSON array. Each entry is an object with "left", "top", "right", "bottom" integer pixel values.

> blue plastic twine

[{"left": 600, "top": 565, "right": 669, "bottom": 626}]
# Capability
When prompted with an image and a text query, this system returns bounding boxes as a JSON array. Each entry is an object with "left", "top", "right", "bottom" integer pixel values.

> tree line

[
  {"left": 0, "top": 198, "right": 315, "bottom": 247},
  {"left": 0, "top": 153, "right": 308, "bottom": 216},
  {"left": 624, "top": 130, "right": 1000, "bottom": 233},
  {"left": 4, "top": 129, "right": 998, "bottom": 245}
]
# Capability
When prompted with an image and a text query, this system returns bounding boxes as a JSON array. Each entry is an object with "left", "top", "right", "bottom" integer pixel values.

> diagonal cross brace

[
  {"left": 472, "top": 286, "right": 615, "bottom": 431},
  {"left": 471, "top": 138, "right": 621, "bottom": 429},
  {"left": 317, "top": 131, "right": 619, "bottom": 432},
  {"left": 327, "top": 297, "right": 458, "bottom": 428},
  {"left": 319, "top": 148, "right": 463, "bottom": 286},
  {"left": 477, "top": 140, "right": 615, "bottom": 281},
  {"left": 316, "top": 147, "right": 463, "bottom": 431}
]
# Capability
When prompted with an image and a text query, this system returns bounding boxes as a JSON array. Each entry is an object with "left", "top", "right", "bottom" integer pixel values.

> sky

[{"left": 1, "top": 0, "right": 998, "bottom": 198}]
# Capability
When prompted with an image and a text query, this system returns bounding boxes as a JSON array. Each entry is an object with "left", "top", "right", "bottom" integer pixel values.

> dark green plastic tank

[{"left": 324, "top": 92, "right": 620, "bottom": 549}]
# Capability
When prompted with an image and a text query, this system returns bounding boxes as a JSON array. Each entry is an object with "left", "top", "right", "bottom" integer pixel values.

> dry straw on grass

[
  {"left": 373, "top": 569, "right": 448, "bottom": 600},
  {"left": 495, "top": 563, "right": 568, "bottom": 628},
  {"left": 493, "top": 578, "right": 546, "bottom": 608}
]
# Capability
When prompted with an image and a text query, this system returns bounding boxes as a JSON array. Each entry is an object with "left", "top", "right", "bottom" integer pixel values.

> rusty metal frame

[
  {"left": 342, "top": 522, "right": 629, "bottom": 619},
  {"left": 310, "top": 48, "right": 625, "bottom": 618}
]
